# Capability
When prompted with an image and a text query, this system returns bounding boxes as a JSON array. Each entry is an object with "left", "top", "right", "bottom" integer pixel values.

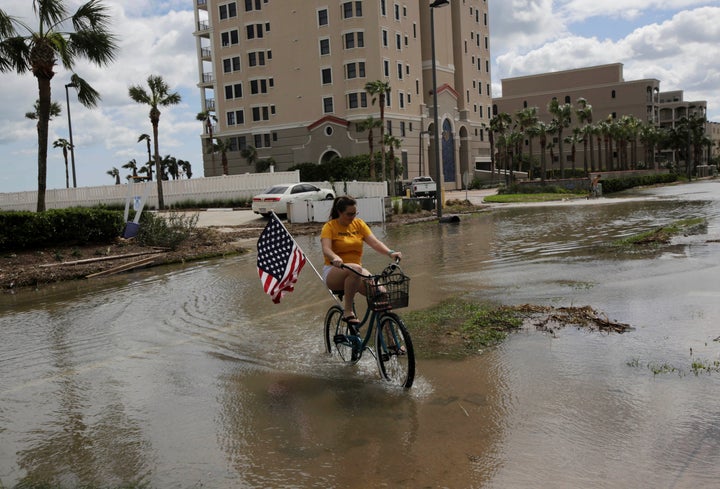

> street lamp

[
  {"left": 65, "top": 82, "right": 78, "bottom": 188},
  {"left": 430, "top": 0, "right": 449, "bottom": 218}
]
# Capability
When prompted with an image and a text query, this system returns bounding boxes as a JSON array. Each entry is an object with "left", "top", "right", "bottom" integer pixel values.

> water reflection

[{"left": 1, "top": 181, "right": 720, "bottom": 488}]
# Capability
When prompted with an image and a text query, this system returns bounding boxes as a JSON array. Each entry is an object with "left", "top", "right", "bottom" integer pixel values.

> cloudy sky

[{"left": 1, "top": 0, "right": 719, "bottom": 194}]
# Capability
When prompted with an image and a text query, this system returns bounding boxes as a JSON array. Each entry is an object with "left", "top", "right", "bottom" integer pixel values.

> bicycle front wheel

[
  {"left": 375, "top": 313, "right": 415, "bottom": 388},
  {"left": 324, "top": 305, "right": 357, "bottom": 364}
]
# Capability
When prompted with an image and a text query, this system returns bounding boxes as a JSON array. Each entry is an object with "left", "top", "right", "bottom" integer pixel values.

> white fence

[{"left": 0, "top": 172, "right": 388, "bottom": 212}]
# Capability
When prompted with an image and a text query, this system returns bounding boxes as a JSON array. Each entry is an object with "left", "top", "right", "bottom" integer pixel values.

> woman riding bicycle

[{"left": 321, "top": 196, "right": 402, "bottom": 327}]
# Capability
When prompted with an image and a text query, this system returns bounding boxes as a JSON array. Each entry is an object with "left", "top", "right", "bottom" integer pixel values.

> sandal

[
  {"left": 343, "top": 315, "right": 361, "bottom": 335},
  {"left": 342, "top": 315, "right": 361, "bottom": 325}
]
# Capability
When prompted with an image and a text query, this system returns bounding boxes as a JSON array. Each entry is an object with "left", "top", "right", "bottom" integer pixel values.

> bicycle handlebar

[{"left": 340, "top": 260, "right": 401, "bottom": 279}]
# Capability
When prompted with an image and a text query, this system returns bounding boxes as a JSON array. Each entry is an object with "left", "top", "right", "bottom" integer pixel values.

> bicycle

[{"left": 323, "top": 262, "right": 415, "bottom": 388}]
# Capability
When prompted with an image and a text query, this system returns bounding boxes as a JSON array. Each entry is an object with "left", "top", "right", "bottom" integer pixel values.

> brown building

[
  {"left": 192, "top": 0, "right": 493, "bottom": 189},
  {"left": 493, "top": 63, "right": 660, "bottom": 173},
  {"left": 493, "top": 63, "right": 716, "bottom": 173}
]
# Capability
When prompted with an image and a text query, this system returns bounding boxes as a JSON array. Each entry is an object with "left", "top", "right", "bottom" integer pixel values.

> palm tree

[
  {"left": 122, "top": 159, "right": 138, "bottom": 179},
  {"left": 547, "top": 98, "right": 573, "bottom": 179},
  {"left": 240, "top": 144, "right": 257, "bottom": 174},
  {"left": 564, "top": 127, "right": 583, "bottom": 175},
  {"left": 357, "top": 116, "right": 382, "bottom": 180},
  {"left": 383, "top": 133, "right": 402, "bottom": 196},
  {"left": 575, "top": 98, "right": 594, "bottom": 173},
  {"left": 365, "top": 80, "right": 391, "bottom": 184},
  {"left": 137, "top": 134, "right": 153, "bottom": 181},
  {"left": 128, "top": 75, "right": 182, "bottom": 210},
  {"left": 216, "top": 138, "right": 236, "bottom": 175},
  {"left": 536, "top": 121, "right": 550, "bottom": 182},
  {"left": 197, "top": 110, "right": 217, "bottom": 174},
  {"left": 639, "top": 123, "right": 661, "bottom": 170},
  {"left": 0, "top": 1, "right": 117, "bottom": 212},
  {"left": 162, "top": 155, "right": 179, "bottom": 180},
  {"left": 489, "top": 112, "right": 512, "bottom": 184},
  {"left": 25, "top": 99, "right": 62, "bottom": 121},
  {"left": 515, "top": 106, "right": 539, "bottom": 176},
  {"left": 179, "top": 159, "right": 192, "bottom": 179},
  {"left": 52, "top": 138, "right": 72, "bottom": 188},
  {"left": 106, "top": 167, "right": 120, "bottom": 185}
]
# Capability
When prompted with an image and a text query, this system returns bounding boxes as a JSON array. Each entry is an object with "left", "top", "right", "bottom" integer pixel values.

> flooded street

[{"left": 2, "top": 180, "right": 720, "bottom": 488}]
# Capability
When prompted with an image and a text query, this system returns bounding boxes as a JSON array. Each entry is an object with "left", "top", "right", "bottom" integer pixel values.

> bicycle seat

[{"left": 331, "top": 289, "right": 345, "bottom": 300}]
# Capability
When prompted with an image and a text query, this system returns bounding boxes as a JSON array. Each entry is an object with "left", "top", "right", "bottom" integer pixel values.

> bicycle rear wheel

[
  {"left": 375, "top": 313, "right": 415, "bottom": 388},
  {"left": 324, "top": 305, "right": 359, "bottom": 364}
]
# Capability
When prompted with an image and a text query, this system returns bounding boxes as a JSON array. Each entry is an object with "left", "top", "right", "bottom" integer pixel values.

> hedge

[{"left": 0, "top": 208, "right": 125, "bottom": 252}]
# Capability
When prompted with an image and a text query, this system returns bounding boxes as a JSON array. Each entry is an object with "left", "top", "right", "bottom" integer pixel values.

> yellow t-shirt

[{"left": 321, "top": 218, "right": 372, "bottom": 265}]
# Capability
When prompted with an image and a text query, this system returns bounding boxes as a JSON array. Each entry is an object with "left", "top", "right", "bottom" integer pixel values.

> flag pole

[{"left": 269, "top": 212, "right": 342, "bottom": 305}]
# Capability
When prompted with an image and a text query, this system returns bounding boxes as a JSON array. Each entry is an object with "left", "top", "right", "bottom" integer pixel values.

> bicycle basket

[{"left": 365, "top": 270, "right": 410, "bottom": 311}]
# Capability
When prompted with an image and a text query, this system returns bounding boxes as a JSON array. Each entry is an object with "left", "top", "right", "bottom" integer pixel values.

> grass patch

[
  {"left": 403, "top": 298, "right": 523, "bottom": 360},
  {"left": 627, "top": 357, "right": 720, "bottom": 377},
  {"left": 613, "top": 217, "right": 707, "bottom": 246},
  {"left": 483, "top": 193, "right": 587, "bottom": 203}
]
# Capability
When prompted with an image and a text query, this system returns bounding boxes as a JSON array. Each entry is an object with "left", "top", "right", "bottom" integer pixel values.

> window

[
  {"left": 394, "top": 4, "right": 400, "bottom": 21},
  {"left": 321, "top": 67, "right": 332, "bottom": 85},
  {"left": 380, "top": 0, "right": 386, "bottom": 16},
  {"left": 383, "top": 59, "right": 390, "bottom": 77},
  {"left": 226, "top": 109, "right": 244, "bottom": 126},
  {"left": 318, "top": 8, "right": 328, "bottom": 26},
  {"left": 248, "top": 50, "right": 266, "bottom": 66},
  {"left": 342, "top": 1, "right": 363, "bottom": 19},
  {"left": 397, "top": 62, "right": 403, "bottom": 80},
  {"left": 323, "top": 97, "right": 334, "bottom": 114},
  {"left": 400, "top": 121, "right": 406, "bottom": 136},
  {"left": 219, "top": 3, "right": 237, "bottom": 20},
  {"left": 345, "top": 61, "right": 365, "bottom": 79},
  {"left": 244, "top": 0, "right": 261, "bottom": 11},
  {"left": 246, "top": 23, "right": 264, "bottom": 39},
  {"left": 395, "top": 33, "right": 402, "bottom": 50},
  {"left": 223, "top": 56, "right": 241, "bottom": 73},
  {"left": 344, "top": 31, "right": 364, "bottom": 49},
  {"left": 319, "top": 38, "right": 330, "bottom": 55},
  {"left": 250, "top": 78, "right": 269, "bottom": 94},
  {"left": 382, "top": 29, "right": 388, "bottom": 47},
  {"left": 252, "top": 105, "right": 270, "bottom": 121},
  {"left": 224, "top": 83, "right": 242, "bottom": 100},
  {"left": 399, "top": 92, "right": 405, "bottom": 108},
  {"left": 254, "top": 133, "right": 271, "bottom": 148},
  {"left": 221, "top": 30, "right": 239, "bottom": 47},
  {"left": 347, "top": 92, "right": 368, "bottom": 109}
]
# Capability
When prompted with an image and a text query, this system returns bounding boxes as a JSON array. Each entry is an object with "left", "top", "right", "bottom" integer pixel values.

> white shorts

[{"left": 322, "top": 265, "right": 334, "bottom": 284}]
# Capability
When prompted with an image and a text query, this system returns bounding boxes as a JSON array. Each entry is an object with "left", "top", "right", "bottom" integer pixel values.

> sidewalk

[{"left": 445, "top": 188, "right": 498, "bottom": 205}]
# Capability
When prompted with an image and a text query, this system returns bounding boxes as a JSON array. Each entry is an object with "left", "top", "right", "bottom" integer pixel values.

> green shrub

[
  {"left": 0, "top": 208, "right": 124, "bottom": 252},
  {"left": 136, "top": 212, "right": 198, "bottom": 250}
]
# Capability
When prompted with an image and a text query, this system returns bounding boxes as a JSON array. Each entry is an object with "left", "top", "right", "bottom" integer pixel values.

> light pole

[
  {"left": 65, "top": 82, "right": 78, "bottom": 188},
  {"left": 430, "top": 0, "right": 449, "bottom": 218}
]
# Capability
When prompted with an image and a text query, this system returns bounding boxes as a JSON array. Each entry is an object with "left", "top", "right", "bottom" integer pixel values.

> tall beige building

[{"left": 192, "top": 0, "right": 492, "bottom": 188}]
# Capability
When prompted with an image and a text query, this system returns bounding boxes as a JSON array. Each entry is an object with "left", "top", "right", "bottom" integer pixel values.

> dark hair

[{"left": 330, "top": 196, "right": 356, "bottom": 219}]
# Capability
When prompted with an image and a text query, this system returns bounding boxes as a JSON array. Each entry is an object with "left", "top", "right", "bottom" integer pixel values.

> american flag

[{"left": 256, "top": 213, "right": 306, "bottom": 303}]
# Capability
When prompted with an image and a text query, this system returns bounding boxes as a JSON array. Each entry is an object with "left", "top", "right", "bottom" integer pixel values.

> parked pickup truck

[{"left": 409, "top": 176, "right": 436, "bottom": 198}]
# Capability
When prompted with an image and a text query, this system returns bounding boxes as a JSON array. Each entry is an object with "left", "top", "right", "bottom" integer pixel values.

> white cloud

[{"left": 491, "top": 6, "right": 720, "bottom": 121}]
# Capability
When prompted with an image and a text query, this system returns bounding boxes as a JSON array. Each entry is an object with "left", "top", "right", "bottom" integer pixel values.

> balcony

[
  {"left": 197, "top": 20, "right": 209, "bottom": 32},
  {"left": 201, "top": 46, "right": 212, "bottom": 59},
  {"left": 201, "top": 72, "right": 214, "bottom": 84},
  {"left": 196, "top": 0, "right": 207, "bottom": 9},
  {"left": 205, "top": 99, "right": 215, "bottom": 111}
]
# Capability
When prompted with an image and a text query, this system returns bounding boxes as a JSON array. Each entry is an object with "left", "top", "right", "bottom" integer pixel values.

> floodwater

[{"left": 2, "top": 180, "right": 720, "bottom": 488}]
